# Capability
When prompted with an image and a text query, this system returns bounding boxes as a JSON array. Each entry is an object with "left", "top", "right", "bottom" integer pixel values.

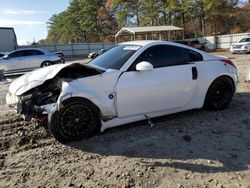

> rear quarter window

[{"left": 189, "top": 50, "right": 203, "bottom": 62}]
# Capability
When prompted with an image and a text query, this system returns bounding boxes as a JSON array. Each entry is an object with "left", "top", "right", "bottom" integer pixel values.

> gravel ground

[{"left": 0, "top": 51, "right": 250, "bottom": 188}]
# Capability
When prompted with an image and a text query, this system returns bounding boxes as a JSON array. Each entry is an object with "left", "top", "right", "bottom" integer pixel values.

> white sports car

[{"left": 6, "top": 41, "right": 237, "bottom": 142}]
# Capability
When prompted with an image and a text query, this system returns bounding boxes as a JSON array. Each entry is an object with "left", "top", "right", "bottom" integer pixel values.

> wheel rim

[
  {"left": 43, "top": 62, "right": 51, "bottom": 67},
  {"left": 212, "top": 80, "right": 232, "bottom": 107},
  {"left": 59, "top": 104, "right": 96, "bottom": 138}
]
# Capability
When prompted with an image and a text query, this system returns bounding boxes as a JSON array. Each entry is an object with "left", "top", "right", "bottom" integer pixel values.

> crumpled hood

[
  {"left": 9, "top": 63, "right": 102, "bottom": 96},
  {"left": 9, "top": 63, "right": 71, "bottom": 95}
]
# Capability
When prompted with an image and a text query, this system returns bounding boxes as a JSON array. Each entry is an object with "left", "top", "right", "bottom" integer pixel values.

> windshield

[
  {"left": 239, "top": 38, "right": 250, "bottom": 43},
  {"left": 89, "top": 45, "right": 141, "bottom": 70}
]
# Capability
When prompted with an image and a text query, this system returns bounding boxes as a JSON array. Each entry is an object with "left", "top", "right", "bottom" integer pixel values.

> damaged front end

[
  {"left": 7, "top": 78, "right": 61, "bottom": 121},
  {"left": 6, "top": 63, "right": 104, "bottom": 123}
]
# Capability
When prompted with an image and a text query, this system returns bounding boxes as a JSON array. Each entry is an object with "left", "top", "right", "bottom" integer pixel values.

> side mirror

[
  {"left": 136, "top": 61, "right": 153, "bottom": 71},
  {"left": 88, "top": 52, "right": 97, "bottom": 59}
]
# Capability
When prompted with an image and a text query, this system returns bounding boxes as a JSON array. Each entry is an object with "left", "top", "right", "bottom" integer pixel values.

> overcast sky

[{"left": 0, "top": 0, "right": 69, "bottom": 45}]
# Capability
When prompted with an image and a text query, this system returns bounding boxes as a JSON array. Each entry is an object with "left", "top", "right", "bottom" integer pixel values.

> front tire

[
  {"left": 204, "top": 77, "right": 235, "bottom": 110},
  {"left": 49, "top": 98, "right": 101, "bottom": 143}
]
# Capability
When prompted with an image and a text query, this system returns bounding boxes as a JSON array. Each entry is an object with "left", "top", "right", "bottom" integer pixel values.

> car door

[
  {"left": 2, "top": 50, "right": 26, "bottom": 72},
  {"left": 116, "top": 45, "right": 200, "bottom": 118},
  {"left": 23, "top": 50, "right": 44, "bottom": 69}
]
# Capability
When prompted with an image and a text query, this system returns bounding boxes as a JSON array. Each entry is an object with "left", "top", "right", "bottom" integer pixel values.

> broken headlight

[
  {"left": 20, "top": 93, "right": 33, "bottom": 101},
  {"left": 6, "top": 92, "right": 20, "bottom": 106}
]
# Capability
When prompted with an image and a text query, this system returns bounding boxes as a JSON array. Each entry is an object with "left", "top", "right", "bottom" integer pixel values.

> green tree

[
  {"left": 140, "top": 0, "right": 162, "bottom": 26},
  {"left": 98, "top": 0, "right": 118, "bottom": 41},
  {"left": 45, "top": 0, "right": 247, "bottom": 44},
  {"left": 78, "top": 0, "right": 101, "bottom": 41},
  {"left": 111, "top": 0, "right": 142, "bottom": 27}
]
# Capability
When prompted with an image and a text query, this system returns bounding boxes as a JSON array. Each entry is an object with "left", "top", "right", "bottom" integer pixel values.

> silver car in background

[
  {"left": 230, "top": 38, "right": 250, "bottom": 54},
  {"left": 0, "top": 48, "right": 63, "bottom": 75},
  {"left": 0, "top": 52, "right": 6, "bottom": 58}
]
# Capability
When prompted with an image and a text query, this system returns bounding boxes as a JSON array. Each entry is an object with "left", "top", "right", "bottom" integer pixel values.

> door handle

[{"left": 192, "top": 67, "right": 198, "bottom": 80}]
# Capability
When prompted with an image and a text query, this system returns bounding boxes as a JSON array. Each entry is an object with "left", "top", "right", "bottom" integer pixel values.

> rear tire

[
  {"left": 204, "top": 77, "right": 235, "bottom": 110},
  {"left": 41, "top": 61, "right": 52, "bottom": 67},
  {"left": 49, "top": 98, "right": 101, "bottom": 143}
]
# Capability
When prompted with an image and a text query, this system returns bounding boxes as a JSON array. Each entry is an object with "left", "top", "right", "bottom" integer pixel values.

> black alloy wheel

[
  {"left": 49, "top": 98, "right": 100, "bottom": 143},
  {"left": 204, "top": 77, "right": 235, "bottom": 110}
]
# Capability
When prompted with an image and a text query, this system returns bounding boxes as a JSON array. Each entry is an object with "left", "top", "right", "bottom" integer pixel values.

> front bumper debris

[
  {"left": 6, "top": 92, "right": 56, "bottom": 121},
  {"left": 6, "top": 92, "right": 19, "bottom": 106}
]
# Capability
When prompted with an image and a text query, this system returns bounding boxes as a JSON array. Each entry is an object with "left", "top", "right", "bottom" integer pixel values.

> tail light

[
  {"left": 221, "top": 59, "right": 236, "bottom": 68},
  {"left": 58, "top": 54, "right": 64, "bottom": 59}
]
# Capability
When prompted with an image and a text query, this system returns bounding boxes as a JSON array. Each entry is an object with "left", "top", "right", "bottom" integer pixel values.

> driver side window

[
  {"left": 128, "top": 45, "right": 191, "bottom": 71},
  {"left": 8, "top": 51, "right": 25, "bottom": 58}
]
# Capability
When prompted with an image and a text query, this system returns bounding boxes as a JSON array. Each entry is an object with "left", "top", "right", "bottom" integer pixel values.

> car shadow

[{"left": 67, "top": 92, "right": 250, "bottom": 173}]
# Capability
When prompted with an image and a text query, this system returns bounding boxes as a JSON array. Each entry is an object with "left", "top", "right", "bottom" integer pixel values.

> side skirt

[{"left": 100, "top": 97, "right": 203, "bottom": 132}]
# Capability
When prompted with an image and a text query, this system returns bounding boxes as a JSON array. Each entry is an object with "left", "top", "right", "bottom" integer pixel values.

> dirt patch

[{"left": 0, "top": 52, "right": 250, "bottom": 187}]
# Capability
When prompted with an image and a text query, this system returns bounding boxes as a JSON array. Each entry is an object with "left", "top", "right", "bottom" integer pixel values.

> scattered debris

[
  {"left": 145, "top": 114, "right": 154, "bottom": 127},
  {"left": 211, "top": 129, "right": 223, "bottom": 134},
  {"left": 0, "top": 157, "right": 4, "bottom": 170},
  {"left": 208, "top": 179, "right": 214, "bottom": 182},
  {"left": 182, "top": 135, "right": 192, "bottom": 142},
  {"left": 231, "top": 154, "right": 238, "bottom": 160},
  {"left": 177, "top": 183, "right": 184, "bottom": 188}
]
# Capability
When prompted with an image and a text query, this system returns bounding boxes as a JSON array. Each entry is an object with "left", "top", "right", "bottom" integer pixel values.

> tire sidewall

[
  {"left": 49, "top": 98, "right": 101, "bottom": 143},
  {"left": 41, "top": 61, "right": 52, "bottom": 67},
  {"left": 204, "top": 77, "right": 235, "bottom": 110}
]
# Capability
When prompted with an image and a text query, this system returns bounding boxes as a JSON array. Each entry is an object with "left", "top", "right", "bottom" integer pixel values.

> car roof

[
  {"left": 120, "top": 40, "right": 218, "bottom": 61},
  {"left": 7, "top": 48, "right": 52, "bottom": 55},
  {"left": 14, "top": 48, "right": 47, "bottom": 52},
  {"left": 120, "top": 40, "right": 200, "bottom": 51},
  {"left": 120, "top": 40, "right": 160, "bottom": 46},
  {"left": 120, "top": 40, "right": 191, "bottom": 47}
]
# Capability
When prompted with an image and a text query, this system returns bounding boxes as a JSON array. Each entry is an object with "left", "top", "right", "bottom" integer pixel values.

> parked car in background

[
  {"left": 0, "top": 52, "right": 6, "bottom": 58},
  {"left": 6, "top": 40, "right": 237, "bottom": 143},
  {"left": 230, "top": 38, "right": 250, "bottom": 54},
  {"left": 173, "top": 39, "right": 207, "bottom": 51},
  {"left": 0, "top": 48, "right": 63, "bottom": 75},
  {"left": 54, "top": 51, "right": 65, "bottom": 63},
  {"left": 173, "top": 40, "right": 190, "bottom": 46},
  {"left": 88, "top": 49, "right": 106, "bottom": 59},
  {"left": 188, "top": 39, "right": 207, "bottom": 51}
]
